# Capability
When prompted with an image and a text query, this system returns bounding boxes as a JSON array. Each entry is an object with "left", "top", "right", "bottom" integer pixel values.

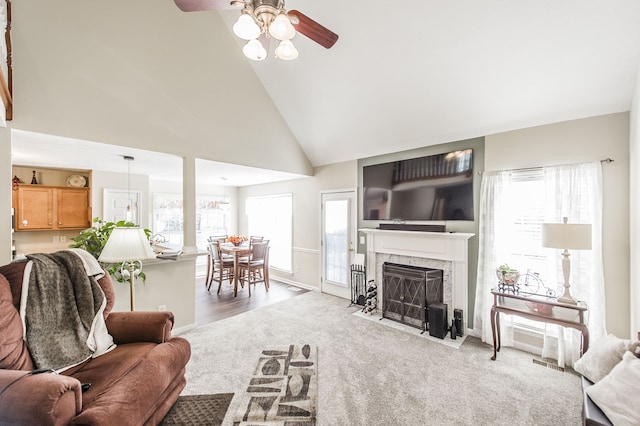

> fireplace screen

[{"left": 382, "top": 263, "right": 443, "bottom": 331}]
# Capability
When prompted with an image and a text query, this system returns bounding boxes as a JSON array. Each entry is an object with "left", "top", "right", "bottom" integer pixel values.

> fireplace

[
  {"left": 360, "top": 228, "right": 474, "bottom": 333},
  {"left": 382, "top": 262, "right": 443, "bottom": 331}
]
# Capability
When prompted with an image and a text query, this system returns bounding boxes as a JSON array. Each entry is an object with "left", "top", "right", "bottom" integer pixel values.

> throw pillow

[
  {"left": 586, "top": 351, "right": 640, "bottom": 426},
  {"left": 574, "top": 334, "right": 628, "bottom": 383}
]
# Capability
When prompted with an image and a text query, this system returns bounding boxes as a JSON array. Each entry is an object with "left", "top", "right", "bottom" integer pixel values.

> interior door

[
  {"left": 103, "top": 189, "right": 140, "bottom": 224},
  {"left": 321, "top": 190, "right": 356, "bottom": 299}
]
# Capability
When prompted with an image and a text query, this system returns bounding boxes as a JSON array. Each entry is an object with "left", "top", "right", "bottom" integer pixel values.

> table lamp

[
  {"left": 541, "top": 217, "right": 592, "bottom": 304},
  {"left": 98, "top": 227, "right": 156, "bottom": 311}
]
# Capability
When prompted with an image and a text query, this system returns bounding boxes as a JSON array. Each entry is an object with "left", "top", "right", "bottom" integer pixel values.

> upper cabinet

[
  {"left": 13, "top": 186, "right": 91, "bottom": 231},
  {"left": 11, "top": 166, "right": 92, "bottom": 232}
]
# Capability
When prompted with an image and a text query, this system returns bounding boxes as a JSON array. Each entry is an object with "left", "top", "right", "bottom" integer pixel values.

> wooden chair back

[{"left": 250, "top": 241, "right": 269, "bottom": 262}]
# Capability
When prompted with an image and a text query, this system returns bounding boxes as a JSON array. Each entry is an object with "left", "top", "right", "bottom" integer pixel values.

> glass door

[{"left": 321, "top": 190, "right": 356, "bottom": 299}]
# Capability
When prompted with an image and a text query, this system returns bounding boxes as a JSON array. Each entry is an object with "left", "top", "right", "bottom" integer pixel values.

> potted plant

[
  {"left": 496, "top": 263, "right": 520, "bottom": 286},
  {"left": 69, "top": 217, "right": 152, "bottom": 283}
]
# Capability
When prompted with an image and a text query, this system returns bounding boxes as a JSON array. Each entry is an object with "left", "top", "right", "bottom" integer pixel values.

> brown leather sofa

[{"left": 0, "top": 259, "right": 191, "bottom": 425}]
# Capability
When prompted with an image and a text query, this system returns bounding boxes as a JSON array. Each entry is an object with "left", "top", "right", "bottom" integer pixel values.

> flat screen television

[{"left": 362, "top": 148, "right": 474, "bottom": 221}]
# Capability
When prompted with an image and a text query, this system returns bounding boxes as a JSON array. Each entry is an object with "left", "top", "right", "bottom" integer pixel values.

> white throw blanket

[{"left": 20, "top": 249, "right": 116, "bottom": 372}]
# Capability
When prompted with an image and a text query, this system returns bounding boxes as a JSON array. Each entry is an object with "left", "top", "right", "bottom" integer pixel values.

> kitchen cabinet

[{"left": 13, "top": 185, "right": 91, "bottom": 231}]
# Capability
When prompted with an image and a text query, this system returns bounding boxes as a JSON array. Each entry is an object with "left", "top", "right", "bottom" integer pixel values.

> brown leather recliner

[{"left": 0, "top": 259, "right": 191, "bottom": 425}]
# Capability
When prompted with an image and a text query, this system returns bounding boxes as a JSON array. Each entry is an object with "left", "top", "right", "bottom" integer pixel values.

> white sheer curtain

[
  {"left": 474, "top": 161, "right": 606, "bottom": 367},
  {"left": 474, "top": 170, "right": 516, "bottom": 345},
  {"left": 541, "top": 161, "right": 606, "bottom": 367}
]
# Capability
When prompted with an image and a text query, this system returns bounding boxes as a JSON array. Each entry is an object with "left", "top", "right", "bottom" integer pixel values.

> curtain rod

[{"left": 478, "top": 158, "right": 614, "bottom": 175}]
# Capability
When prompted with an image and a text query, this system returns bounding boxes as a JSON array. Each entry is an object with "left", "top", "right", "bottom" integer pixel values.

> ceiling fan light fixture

[
  {"left": 269, "top": 13, "right": 295, "bottom": 40},
  {"left": 275, "top": 39, "right": 298, "bottom": 60},
  {"left": 233, "top": 13, "right": 261, "bottom": 40},
  {"left": 243, "top": 38, "right": 268, "bottom": 61}
]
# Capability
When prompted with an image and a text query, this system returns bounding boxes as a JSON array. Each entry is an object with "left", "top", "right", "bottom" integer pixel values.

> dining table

[{"left": 220, "top": 243, "right": 252, "bottom": 296}]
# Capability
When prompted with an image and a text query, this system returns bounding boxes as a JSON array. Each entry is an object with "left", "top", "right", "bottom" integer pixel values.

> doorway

[
  {"left": 320, "top": 190, "right": 357, "bottom": 299},
  {"left": 103, "top": 189, "right": 141, "bottom": 224}
]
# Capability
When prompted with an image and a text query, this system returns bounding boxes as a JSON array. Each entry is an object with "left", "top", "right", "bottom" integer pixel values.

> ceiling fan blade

[
  {"left": 288, "top": 10, "right": 338, "bottom": 49},
  {"left": 174, "top": 0, "right": 240, "bottom": 12}
]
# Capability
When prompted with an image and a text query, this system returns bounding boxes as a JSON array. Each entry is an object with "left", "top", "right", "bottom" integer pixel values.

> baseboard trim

[
  {"left": 173, "top": 322, "right": 197, "bottom": 336},
  {"left": 270, "top": 276, "right": 318, "bottom": 292}
]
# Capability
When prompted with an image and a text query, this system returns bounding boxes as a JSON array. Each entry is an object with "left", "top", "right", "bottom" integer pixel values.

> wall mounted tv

[{"left": 362, "top": 148, "right": 474, "bottom": 221}]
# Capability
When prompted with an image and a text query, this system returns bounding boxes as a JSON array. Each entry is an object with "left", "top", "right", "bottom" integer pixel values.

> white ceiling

[
  {"left": 216, "top": 0, "right": 640, "bottom": 166},
  {"left": 11, "top": 0, "right": 640, "bottom": 183}
]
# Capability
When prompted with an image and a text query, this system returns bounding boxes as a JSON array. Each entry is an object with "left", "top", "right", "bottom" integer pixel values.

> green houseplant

[{"left": 69, "top": 217, "right": 152, "bottom": 283}]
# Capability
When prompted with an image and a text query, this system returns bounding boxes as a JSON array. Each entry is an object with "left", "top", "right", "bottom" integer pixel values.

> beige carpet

[{"left": 179, "top": 291, "right": 583, "bottom": 425}]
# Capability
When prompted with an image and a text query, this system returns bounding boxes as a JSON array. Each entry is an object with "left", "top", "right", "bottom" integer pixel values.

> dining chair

[
  {"left": 238, "top": 240, "right": 270, "bottom": 296},
  {"left": 206, "top": 237, "right": 234, "bottom": 294},
  {"left": 239, "top": 235, "right": 264, "bottom": 263},
  {"left": 205, "top": 235, "right": 228, "bottom": 287}
]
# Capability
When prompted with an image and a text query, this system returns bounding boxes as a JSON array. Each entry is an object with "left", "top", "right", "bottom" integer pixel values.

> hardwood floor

[{"left": 195, "top": 274, "right": 310, "bottom": 326}]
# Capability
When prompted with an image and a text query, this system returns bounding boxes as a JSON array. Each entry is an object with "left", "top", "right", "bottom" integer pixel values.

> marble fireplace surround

[{"left": 360, "top": 228, "right": 474, "bottom": 332}]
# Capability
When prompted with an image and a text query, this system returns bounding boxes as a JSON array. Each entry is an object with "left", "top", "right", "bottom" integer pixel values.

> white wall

[
  {"left": 111, "top": 257, "right": 198, "bottom": 330},
  {"left": 0, "top": 127, "right": 11, "bottom": 265},
  {"left": 486, "top": 112, "right": 630, "bottom": 337},
  {"left": 630, "top": 70, "right": 640, "bottom": 339},
  {"left": 9, "top": 0, "right": 312, "bottom": 177},
  {"left": 92, "top": 171, "right": 150, "bottom": 227},
  {"left": 238, "top": 160, "right": 358, "bottom": 290}
]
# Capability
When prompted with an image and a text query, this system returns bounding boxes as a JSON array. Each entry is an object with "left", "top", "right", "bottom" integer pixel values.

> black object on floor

[{"left": 428, "top": 303, "right": 448, "bottom": 339}]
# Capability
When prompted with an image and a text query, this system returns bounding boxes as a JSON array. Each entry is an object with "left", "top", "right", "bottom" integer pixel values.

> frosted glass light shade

[
  {"left": 541, "top": 222, "right": 592, "bottom": 250},
  {"left": 243, "top": 39, "right": 267, "bottom": 61},
  {"left": 233, "top": 14, "right": 261, "bottom": 40},
  {"left": 98, "top": 227, "right": 156, "bottom": 263},
  {"left": 275, "top": 39, "right": 298, "bottom": 60},
  {"left": 269, "top": 14, "right": 295, "bottom": 40}
]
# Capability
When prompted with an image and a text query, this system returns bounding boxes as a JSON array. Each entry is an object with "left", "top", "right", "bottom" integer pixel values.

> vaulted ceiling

[
  {"left": 212, "top": 0, "right": 640, "bottom": 166},
  {"left": 9, "top": 0, "right": 640, "bottom": 184}
]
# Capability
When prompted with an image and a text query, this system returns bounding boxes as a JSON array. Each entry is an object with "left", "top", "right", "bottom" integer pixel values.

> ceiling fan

[{"left": 174, "top": 0, "right": 339, "bottom": 61}]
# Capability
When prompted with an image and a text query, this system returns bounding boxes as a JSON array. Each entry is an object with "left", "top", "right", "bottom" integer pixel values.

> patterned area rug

[
  {"left": 160, "top": 393, "right": 234, "bottom": 426},
  {"left": 233, "top": 344, "right": 317, "bottom": 426}
]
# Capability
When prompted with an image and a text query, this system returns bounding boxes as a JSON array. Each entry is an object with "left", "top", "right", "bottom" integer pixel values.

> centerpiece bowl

[{"left": 227, "top": 235, "right": 246, "bottom": 246}]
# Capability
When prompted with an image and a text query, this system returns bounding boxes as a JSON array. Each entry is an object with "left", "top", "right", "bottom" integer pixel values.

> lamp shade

[
  {"left": 541, "top": 222, "right": 592, "bottom": 250},
  {"left": 243, "top": 39, "right": 268, "bottom": 61},
  {"left": 233, "top": 14, "right": 261, "bottom": 40},
  {"left": 98, "top": 227, "right": 156, "bottom": 263},
  {"left": 269, "top": 13, "right": 295, "bottom": 40},
  {"left": 274, "top": 39, "right": 298, "bottom": 60}
]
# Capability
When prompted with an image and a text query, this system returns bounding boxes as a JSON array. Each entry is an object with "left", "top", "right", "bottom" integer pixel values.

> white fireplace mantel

[{"left": 360, "top": 228, "right": 474, "bottom": 331}]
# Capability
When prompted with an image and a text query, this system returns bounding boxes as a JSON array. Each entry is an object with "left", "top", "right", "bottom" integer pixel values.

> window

[
  {"left": 196, "top": 195, "right": 230, "bottom": 249},
  {"left": 506, "top": 169, "right": 549, "bottom": 279},
  {"left": 476, "top": 161, "right": 606, "bottom": 368},
  {"left": 503, "top": 169, "right": 553, "bottom": 331},
  {"left": 152, "top": 193, "right": 184, "bottom": 245},
  {"left": 246, "top": 194, "right": 292, "bottom": 272}
]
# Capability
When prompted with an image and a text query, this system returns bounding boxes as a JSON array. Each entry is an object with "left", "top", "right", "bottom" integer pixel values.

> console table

[{"left": 490, "top": 290, "right": 589, "bottom": 360}]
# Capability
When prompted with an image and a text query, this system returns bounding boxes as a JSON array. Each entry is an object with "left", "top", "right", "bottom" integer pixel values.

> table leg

[
  {"left": 205, "top": 254, "right": 212, "bottom": 291},
  {"left": 580, "top": 325, "right": 590, "bottom": 355},
  {"left": 496, "top": 310, "right": 501, "bottom": 352},
  {"left": 233, "top": 253, "right": 239, "bottom": 297},
  {"left": 491, "top": 307, "right": 498, "bottom": 360}
]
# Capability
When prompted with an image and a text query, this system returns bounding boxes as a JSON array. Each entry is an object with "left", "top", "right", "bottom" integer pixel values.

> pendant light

[{"left": 123, "top": 155, "right": 134, "bottom": 222}]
